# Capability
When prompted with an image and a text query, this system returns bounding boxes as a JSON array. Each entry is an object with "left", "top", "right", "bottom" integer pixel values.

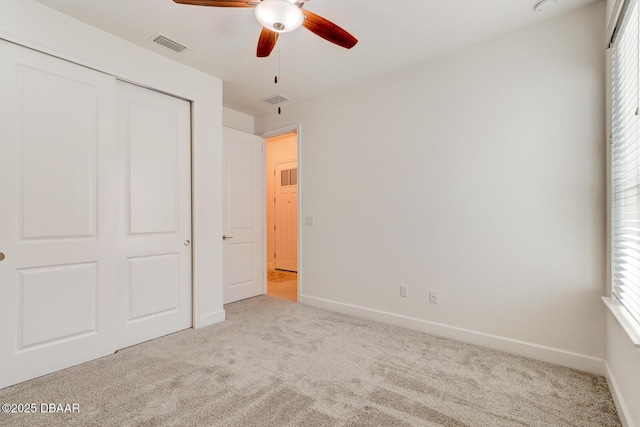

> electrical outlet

[
  {"left": 430, "top": 291, "right": 438, "bottom": 304},
  {"left": 400, "top": 285, "right": 408, "bottom": 298}
]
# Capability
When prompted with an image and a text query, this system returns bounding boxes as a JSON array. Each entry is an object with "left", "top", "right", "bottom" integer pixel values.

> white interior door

[
  {"left": 116, "top": 81, "right": 192, "bottom": 348},
  {"left": 275, "top": 162, "right": 298, "bottom": 272},
  {"left": 223, "top": 127, "right": 265, "bottom": 304},
  {"left": 0, "top": 40, "right": 118, "bottom": 388}
]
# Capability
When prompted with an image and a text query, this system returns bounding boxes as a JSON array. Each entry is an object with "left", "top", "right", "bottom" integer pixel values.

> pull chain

[{"left": 275, "top": 50, "right": 281, "bottom": 114}]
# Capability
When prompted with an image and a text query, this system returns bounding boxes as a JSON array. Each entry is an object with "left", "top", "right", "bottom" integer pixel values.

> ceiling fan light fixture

[{"left": 254, "top": 0, "right": 304, "bottom": 33}]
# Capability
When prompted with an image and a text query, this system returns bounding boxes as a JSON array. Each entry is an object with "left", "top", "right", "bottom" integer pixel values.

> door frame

[{"left": 262, "top": 124, "right": 301, "bottom": 301}]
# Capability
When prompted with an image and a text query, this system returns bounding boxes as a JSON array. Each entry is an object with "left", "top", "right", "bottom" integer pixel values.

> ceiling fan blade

[
  {"left": 257, "top": 28, "right": 279, "bottom": 57},
  {"left": 301, "top": 9, "right": 357, "bottom": 49},
  {"left": 173, "top": 0, "right": 254, "bottom": 7}
]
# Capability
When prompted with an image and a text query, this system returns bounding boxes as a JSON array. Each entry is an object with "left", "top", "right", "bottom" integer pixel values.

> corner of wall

[{"left": 223, "top": 107, "right": 255, "bottom": 134}]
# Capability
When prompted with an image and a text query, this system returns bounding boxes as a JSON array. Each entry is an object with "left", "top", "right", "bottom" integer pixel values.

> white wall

[
  {"left": 266, "top": 133, "right": 298, "bottom": 270},
  {"left": 223, "top": 107, "right": 255, "bottom": 134},
  {"left": 256, "top": 2, "right": 607, "bottom": 374},
  {"left": 0, "top": 0, "right": 225, "bottom": 328}
]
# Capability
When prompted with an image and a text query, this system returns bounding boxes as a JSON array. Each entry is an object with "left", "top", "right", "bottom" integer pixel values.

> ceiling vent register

[
  {"left": 152, "top": 34, "right": 187, "bottom": 53},
  {"left": 262, "top": 94, "right": 290, "bottom": 105}
]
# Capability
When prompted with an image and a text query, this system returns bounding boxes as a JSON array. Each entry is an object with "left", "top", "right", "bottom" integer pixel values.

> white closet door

[
  {"left": 223, "top": 128, "right": 265, "bottom": 304},
  {"left": 116, "top": 81, "right": 192, "bottom": 348},
  {"left": 0, "top": 41, "right": 118, "bottom": 388}
]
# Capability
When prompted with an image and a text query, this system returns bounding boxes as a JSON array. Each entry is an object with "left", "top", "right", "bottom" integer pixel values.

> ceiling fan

[{"left": 173, "top": 0, "right": 358, "bottom": 57}]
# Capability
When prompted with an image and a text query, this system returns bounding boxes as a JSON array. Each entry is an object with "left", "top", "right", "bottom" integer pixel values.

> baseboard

[
  {"left": 196, "top": 309, "right": 225, "bottom": 329},
  {"left": 605, "top": 362, "right": 635, "bottom": 427},
  {"left": 300, "top": 295, "right": 606, "bottom": 376}
]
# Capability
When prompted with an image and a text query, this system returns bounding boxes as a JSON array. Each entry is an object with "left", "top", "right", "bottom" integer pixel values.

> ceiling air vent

[
  {"left": 151, "top": 34, "right": 187, "bottom": 53},
  {"left": 262, "top": 94, "right": 290, "bottom": 105}
]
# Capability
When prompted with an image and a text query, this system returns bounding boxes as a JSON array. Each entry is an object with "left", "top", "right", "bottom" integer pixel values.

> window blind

[{"left": 612, "top": 0, "right": 640, "bottom": 325}]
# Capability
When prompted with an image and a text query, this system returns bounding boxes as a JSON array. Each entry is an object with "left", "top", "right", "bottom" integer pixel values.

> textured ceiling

[{"left": 35, "top": 0, "right": 598, "bottom": 116}]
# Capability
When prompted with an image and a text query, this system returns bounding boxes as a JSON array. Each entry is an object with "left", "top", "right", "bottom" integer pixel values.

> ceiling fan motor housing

[{"left": 254, "top": 0, "right": 304, "bottom": 33}]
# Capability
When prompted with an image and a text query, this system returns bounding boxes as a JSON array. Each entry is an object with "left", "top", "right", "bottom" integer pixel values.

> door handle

[
  {"left": 0, "top": 252, "right": 4, "bottom": 261},
  {"left": 223, "top": 235, "right": 233, "bottom": 240},
  {"left": 184, "top": 240, "right": 191, "bottom": 246}
]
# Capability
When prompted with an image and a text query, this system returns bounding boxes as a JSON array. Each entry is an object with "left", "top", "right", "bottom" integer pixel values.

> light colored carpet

[{"left": 0, "top": 296, "right": 620, "bottom": 426}]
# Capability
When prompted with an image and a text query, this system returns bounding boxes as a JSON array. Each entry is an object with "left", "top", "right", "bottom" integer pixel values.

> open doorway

[{"left": 265, "top": 131, "right": 298, "bottom": 302}]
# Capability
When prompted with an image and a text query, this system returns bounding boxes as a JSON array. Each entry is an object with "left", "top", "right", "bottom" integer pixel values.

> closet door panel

[
  {"left": 117, "top": 81, "right": 192, "bottom": 349},
  {"left": 0, "top": 40, "right": 118, "bottom": 389}
]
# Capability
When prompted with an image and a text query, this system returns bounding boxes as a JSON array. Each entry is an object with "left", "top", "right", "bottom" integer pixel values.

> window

[
  {"left": 611, "top": 0, "right": 640, "bottom": 326},
  {"left": 280, "top": 168, "right": 297, "bottom": 186}
]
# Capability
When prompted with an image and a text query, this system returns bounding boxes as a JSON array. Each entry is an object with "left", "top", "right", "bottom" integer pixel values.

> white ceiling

[{"left": 35, "top": 0, "right": 598, "bottom": 117}]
